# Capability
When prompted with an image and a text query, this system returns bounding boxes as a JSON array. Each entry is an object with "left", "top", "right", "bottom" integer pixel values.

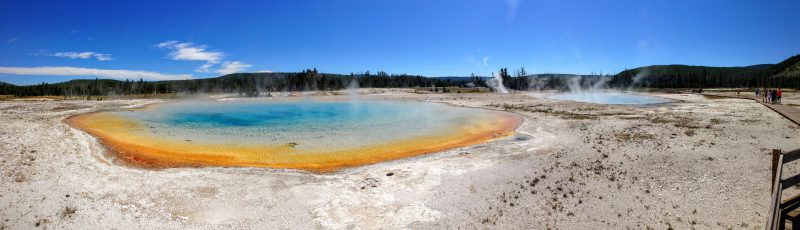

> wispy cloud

[
  {"left": 94, "top": 54, "right": 113, "bottom": 61},
  {"left": 217, "top": 61, "right": 252, "bottom": 75},
  {"left": 156, "top": 41, "right": 223, "bottom": 63},
  {"left": 6, "top": 38, "right": 17, "bottom": 44},
  {"left": 505, "top": 0, "right": 521, "bottom": 21},
  {"left": 196, "top": 63, "right": 213, "bottom": 73},
  {"left": 0, "top": 66, "right": 191, "bottom": 80},
  {"left": 52, "top": 52, "right": 113, "bottom": 61},
  {"left": 483, "top": 56, "right": 490, "bottom": 66},
  {"left": 156, "top": 40, "right": 251, "bottom": 75}
]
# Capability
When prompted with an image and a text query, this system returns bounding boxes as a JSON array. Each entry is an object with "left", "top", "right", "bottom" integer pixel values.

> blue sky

[{"left": 1, "top": 0, "right": 799, "bottom": 85}]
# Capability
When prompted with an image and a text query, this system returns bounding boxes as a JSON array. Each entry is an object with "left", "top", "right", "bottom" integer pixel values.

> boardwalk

[
  {"left": 701, "top": 93, "right": 800, "bottom": 229},
  {"left": 760, "top": 101, "right": 800, "bottom": 126},
  {"left": 701, "top": 93, "right": 800, "bottom": 126}
]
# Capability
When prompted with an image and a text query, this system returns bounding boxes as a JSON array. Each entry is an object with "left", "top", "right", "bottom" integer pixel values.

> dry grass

[
  {"left": 12, "top": 95, "right": 65, "bottom": 101},
  {"left": 61, "top": 206, "right": 77, "bottom": 219},
  {"left": 534, "top": 109, "right": 598, "bottom": 120},
  {"left": 413, "top": 87, "right": 491, "bottom": 94},
  {"left": 32, "top": 93, "right": 182, "bottom": 101},
  {"left": 738, "top": 119, "right": 761, "bottom": 124},
  {"left": 684, "top": 129, "right": 696, "bottom": 136},
  {"left": 701, "top": 94, "right": 731, "bottom": 100},
  {"left": 12, "top": 172, "right": 28, "bottom": 183},
  {"left": 614, "top": 131, "right": 656, "bottom": 142},
  {"left": 649, "top": 115, "right": 705, "bottom": 128},
  {"left": 497, "top": 104, "right": 603, "bottom": 120},
  {"left": 52, "top": 104, "right": 91, "bottom": 112}
]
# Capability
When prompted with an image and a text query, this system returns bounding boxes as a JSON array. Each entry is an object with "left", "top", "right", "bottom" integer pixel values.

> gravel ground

[{"left": 1, "top": 89, "right": 798, "bottom": 229}]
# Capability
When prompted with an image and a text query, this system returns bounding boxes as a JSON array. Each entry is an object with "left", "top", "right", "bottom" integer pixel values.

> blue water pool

[
  {"left": 68, "top": 99, "right": 522, "bottom": 171},
  {"left": 547, "top": 92, "right": 672, "bottom": 105},
  {"left": 114, "top": 99, "right": 509, "bottom": 149}
]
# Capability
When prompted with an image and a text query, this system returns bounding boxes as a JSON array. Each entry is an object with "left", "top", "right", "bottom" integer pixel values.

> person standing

[
  {"left": 767, "top": 88, "right": 772, "bottom": 103},
  {"left": 756, "top": 88, "right": 760, "bottom": 99},
  {"left": 767, "top": 88, "right": 771, "bottom": 103},
  {"left": 778, "top": 88, "right": 783, "bottom": 104},
  {"left": 772, "top": 89, "right": 778, "bottom": 104}
]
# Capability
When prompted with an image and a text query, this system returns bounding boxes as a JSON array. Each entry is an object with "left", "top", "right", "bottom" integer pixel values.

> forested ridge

[
  {"left": 0, "top": 69, "right": 484, "bottom": 97},
  {"left": 1, "top": 54, "right": 798, "bottom": 97},
  {"left": 607, "top": 55, "right": 800, "bottom": 88},
  {"left": 506, "top": 54, "right": 800, "bottom": 90}
]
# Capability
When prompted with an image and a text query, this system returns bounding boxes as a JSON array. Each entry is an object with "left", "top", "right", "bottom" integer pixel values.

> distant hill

[
  {"left": 0, "top": 70, "right": 482, "bottom": 97},
  {"left": 527, "top": 73, "right": 604, "bottom": 78},
  {"left": 608, "top": 54, "right": 800, "bottom": 88},
  {"left": 1, "top": 54, "right": 798, "bottom": 96},
  {"left": 435, "top": 76, "right": 486, "bottom": 81},
  {"left": 773, "top": 54, "right": 800, "bottom": 77},
  {"left": 744, "top": 64, "right": 775, "bottom": 70}
]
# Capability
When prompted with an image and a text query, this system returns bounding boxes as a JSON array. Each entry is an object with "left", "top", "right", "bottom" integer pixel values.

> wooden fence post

[{"left": 773, "top": 149, "right": 782, "bottom": 192}]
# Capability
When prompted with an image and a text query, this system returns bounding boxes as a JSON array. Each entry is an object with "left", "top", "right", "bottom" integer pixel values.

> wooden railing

[{"left": 767, "top": 149, "right": 800, "bottom": 230}]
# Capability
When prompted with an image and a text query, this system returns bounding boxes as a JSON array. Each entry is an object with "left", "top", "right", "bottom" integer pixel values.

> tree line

[
  {"left": 0, "top": 69, "right": 478, "bottom": 97},
  {"left": 607, "top": 64, "right": 799, "bottom": 89},
  {"left": 1, "top": 54, "right": 798, "bottom": 97},
  {"left": 500, "top": 54, "right": 800, "bottom": 91}
]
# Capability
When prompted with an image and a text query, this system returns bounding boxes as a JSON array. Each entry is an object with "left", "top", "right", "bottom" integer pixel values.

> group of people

[{"left": 756, "top": 88, "right": 782, "bottom": 104}]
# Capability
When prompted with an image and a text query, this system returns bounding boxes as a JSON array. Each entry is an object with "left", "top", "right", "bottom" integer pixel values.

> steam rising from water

[
  {"left": 485, "top": 72, "right": 509, "bottom": 93},
  {"left": 345, "top": 78, "right": 362, "bottom": 110},
  {"left": 538, "top": 69, "right": 671, "bottom": 105},
  {"left": 527, "top": 76, "right": 546, "bottom": 91},
  {"left": 565, "top": 75, "right": 611, "bottom": 94},
  {"left": 525, "top": 74, "right": 613, "bottom": 93},
  {"left": 627, "top": 69, "right": 649, "bottom": 91},
  {"left": 346, "top": 78, "right": 361, "bottom": 102}
]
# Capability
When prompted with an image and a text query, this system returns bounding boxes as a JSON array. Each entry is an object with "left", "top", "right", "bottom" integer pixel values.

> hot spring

[
  {"left": 547, "top": 91, "right": 672, "bottom": 105},
  {"left": 67, "top": 100, "right": 521, "bottom": 172}
]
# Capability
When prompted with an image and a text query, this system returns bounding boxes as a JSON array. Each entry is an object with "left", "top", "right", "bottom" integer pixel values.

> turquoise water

[
  {"left": 548, "top": 92, "right": 672, "bottom": 105},
  {"left": 114, "top": 100, "right": 495, "bottom": 150},
  {"left": 164, "top": 101, "right": 398, "bottom": 127}
]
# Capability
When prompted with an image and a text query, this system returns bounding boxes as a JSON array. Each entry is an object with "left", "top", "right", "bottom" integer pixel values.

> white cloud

[
  {"left": 52, "top": 52, "right": 113, "bottom": 61},
  {"left": 156, "top": 41, "right": 223, "bottom": 63},
  {"left": 195, "top": 63, "right": 213, "bottom": 73},
  {"left": 157, "top": 40, "right": 243, "bottom": 75},
  {"left": 94, "top": 53, "right": 113, "bottom": 61},
  {"left": 216, "top": 61, "right": 251, "bottom": 75},
  {"left": 156, "top": 40, "right": 178, "bottom": 48},
  {"left": 505, "top": 0, "right": 521, "bottom": 21},
  {"left": 6, "top": 38, "right": 17, "bottom": 44},
  {"left": 483, "top": 56, "right": 489, "bottom": 66},
  {"left": 53, "top": 52, "right": 92, "bottom": 59},
  {"left": 0, "top": 66, "right": 191, "bottom": 81},
  {"left": 256, "top": 70, "right": 273, "bottom": 73}
]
